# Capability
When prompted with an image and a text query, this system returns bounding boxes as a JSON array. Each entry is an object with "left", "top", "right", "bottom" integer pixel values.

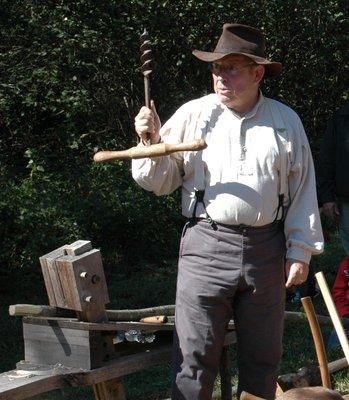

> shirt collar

[
  {"left": 242, "top": 90, "right": 265, "bottom": 119},
  {"left": 219, "top": 90, "right": 265, "bottom": 120}
]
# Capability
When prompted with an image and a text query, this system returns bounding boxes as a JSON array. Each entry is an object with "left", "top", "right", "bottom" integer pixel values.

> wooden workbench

[{"left": 0, "top": 317, "right": 236, "bottom": 400}]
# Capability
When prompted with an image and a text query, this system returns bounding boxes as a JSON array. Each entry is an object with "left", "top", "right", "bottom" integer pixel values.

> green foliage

[{"left": 0, "top": 0, "right": 348, "bottom": 275}]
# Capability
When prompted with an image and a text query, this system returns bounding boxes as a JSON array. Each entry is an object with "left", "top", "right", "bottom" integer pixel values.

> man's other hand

[{"left": 285, "top": 259, "right": 309, "bottom": 288}]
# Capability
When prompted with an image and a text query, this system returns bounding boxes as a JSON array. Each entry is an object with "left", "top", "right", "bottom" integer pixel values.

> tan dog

[{"left": 241, "top": 386, "right": 345, "bottom": 399}]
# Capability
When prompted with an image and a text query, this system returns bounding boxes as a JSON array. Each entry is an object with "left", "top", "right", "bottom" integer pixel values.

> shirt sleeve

[
  {"left": 317, "top": 118, "right": 337, "bottom": 204},
  {"left": 284, "top": 117, "right": 324, "bottom": 264},
  {"left": 131, "top": 105, "right": 190, "bottom": 196}
]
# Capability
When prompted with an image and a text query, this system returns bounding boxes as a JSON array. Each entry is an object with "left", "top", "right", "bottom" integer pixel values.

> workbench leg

[
  {"left": 219, "top": 346, "right": 232, "bottom": 400},
  {"left": 93, "top": 379, "right": 126, "bottom": 400}
]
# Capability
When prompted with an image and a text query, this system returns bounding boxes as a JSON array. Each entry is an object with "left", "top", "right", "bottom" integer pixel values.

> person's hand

[
  {"left": 322, "top": 201, "right": 339, "bottom": 221},
  {"left": 285, "top": 259, "right": 309, "bottom": 288},
  {"left": 134, "top": 100, "right": 161, "bottom": 145}
]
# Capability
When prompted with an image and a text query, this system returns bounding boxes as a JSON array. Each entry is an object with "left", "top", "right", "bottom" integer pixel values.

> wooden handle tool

[
  {"left": 140, "top": 315, "right": 167, "bottom": 323},
  {"left": 301, "top": 296, "right": 331, "bottom": 388},
  {"left": 315, "top": 271, "right": 349, "bottom": 363},
  {"left": 93, "top": 139, "right": 207, "bottom": 162}
]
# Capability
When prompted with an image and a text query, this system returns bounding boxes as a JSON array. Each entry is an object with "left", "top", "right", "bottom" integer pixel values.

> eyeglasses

[{"left": 211, "top": 62, "right": 255, "bottom": 76}]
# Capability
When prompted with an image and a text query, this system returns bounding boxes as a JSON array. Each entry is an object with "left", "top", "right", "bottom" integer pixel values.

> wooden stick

[
  {"left": 12, "top": 304, "right": 349, "bottom": 328},
  {"left": 315, "top": 272, "right": 349, "bottom": 363},
  {"left": 140, "top": 315, "right": 167, "bottom": 323},
  {"left": 93, "top": 139, "right": 207, "bottom": 162},
  {"left": 9, "top": 304, "right": 175, "bottom": 321},
  {"left": 301, "top": 296, "right": 331, "bottom": 388},
  {"left": 8, "top": 304, "right": 75, "bottom": 318}
]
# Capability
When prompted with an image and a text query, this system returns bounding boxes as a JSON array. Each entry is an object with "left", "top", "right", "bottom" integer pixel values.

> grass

[{"left": 0, "top": 230, "right": 348, "bottom": 399}]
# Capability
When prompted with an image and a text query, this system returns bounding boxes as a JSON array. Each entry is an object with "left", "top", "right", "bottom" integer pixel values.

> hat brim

[{"left": 192, "top": 50, "right": 282, "bottom": 78}]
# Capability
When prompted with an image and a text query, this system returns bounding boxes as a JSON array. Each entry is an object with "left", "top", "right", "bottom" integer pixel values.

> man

[
  {"left": 318, "top": 102, "right": 349, "bottom": 255},
  {"left": 132, "top": 23, "right": 323, "bottom": 400}
]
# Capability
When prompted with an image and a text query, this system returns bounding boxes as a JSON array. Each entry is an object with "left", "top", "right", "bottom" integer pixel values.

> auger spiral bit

[{"left": 140, "top": 29, "right": 152, "bottom": 108}]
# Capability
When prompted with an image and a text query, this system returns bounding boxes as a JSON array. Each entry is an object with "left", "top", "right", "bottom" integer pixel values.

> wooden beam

[{"left": 0, "top": 344, "right": 172, "bottom": 400}]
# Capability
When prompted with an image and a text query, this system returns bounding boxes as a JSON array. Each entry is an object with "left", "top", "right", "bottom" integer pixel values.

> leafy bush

[{"left": 0, "top": 0, "right": 347, "bottom": 275}]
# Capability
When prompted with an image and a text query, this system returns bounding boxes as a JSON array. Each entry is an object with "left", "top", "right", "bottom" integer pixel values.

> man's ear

[{"left": 254, "top": 65, "right": 265, "bottom": 84}]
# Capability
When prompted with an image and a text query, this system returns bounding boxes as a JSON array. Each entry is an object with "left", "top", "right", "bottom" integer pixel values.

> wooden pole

[
  {"left": 301, "top": 296, "right": 331, "bottom": 388},
  {"left": 9, "top": 304, "right": 176, "bottom": 320},
  {"left": 315, "top": 272, "right": 349, "bottom": 363}
]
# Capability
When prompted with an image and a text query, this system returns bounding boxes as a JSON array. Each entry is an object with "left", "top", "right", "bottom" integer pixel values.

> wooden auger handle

[{"left": 93, "top": 139, "right": 207, "bottom": 162}]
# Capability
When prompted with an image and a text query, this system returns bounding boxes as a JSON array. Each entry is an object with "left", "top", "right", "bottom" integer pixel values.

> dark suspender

[
  {"left": 273, "top": 193, "right": 286, "bottom": 226},
  {"left": 191, "top": 190, "right": 218, "bottom": 230}
]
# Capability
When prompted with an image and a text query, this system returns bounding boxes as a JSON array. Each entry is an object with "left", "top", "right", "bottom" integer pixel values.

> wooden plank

[
  {"left": 71, "top": 249, "right": 110, "bottom": 307},
  {"left": 67, "top": 343, "right": 173, "bottom": 386},
  {"left": 56, "top": 257, "right": 81, "bottom": 311},
  {"left": 63, "top": 240, "right": 92, "bottom": 256},
  {"left": 0, "top": 343, "right": 172, "bottom": 400},
  {"left": 23, "top": 322, "right": 105, "bottom": 369},
  {"left": 55, "top": 249, "right": 109, "bottom": 322},
  {"left": 39, "top": 246, "right": 67, "bottom": 307},
  {"left": 23, "top": 321, "right": 91, "bottom": 344},
  {"left": 41, "top": 247, "right": 67, "bottom": 308},
  {"left": 0, "top": 369, "right": 62, "bottom": 400},
  {"left": 40, "top": 258, "right": 57, "bottom": 306}
]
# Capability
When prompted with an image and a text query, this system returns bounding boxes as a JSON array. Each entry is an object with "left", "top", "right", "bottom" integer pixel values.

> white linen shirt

[{"left": 132, "top": 93, "right": 324, "bottom": 264}]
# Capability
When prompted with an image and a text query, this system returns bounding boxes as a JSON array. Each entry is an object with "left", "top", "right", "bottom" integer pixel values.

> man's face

[{"left": 212, "top": 55, "right": 264, "bottom": 109}]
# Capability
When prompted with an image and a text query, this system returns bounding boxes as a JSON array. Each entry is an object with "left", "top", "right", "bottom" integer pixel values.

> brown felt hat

[{"left": 192, "top": 23, "right": 282, "bottom": 78}]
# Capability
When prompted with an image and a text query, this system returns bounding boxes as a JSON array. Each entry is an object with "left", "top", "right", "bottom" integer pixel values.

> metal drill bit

[{"left": 140, "top": 29, "right": 152, "bottom": 108}]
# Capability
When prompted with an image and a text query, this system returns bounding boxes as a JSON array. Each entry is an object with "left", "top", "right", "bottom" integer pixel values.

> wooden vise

[
  {"left": 24, "top": 240, "right": 114, "bottom": 370},
  {"left": 40, "top": 240, "right": 109, "bottom": 323}
]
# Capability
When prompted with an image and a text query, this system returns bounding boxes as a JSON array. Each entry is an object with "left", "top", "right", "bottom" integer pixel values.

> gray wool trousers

[{"left": 171, "top": 219, "right": 286, "bottom": 400}]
